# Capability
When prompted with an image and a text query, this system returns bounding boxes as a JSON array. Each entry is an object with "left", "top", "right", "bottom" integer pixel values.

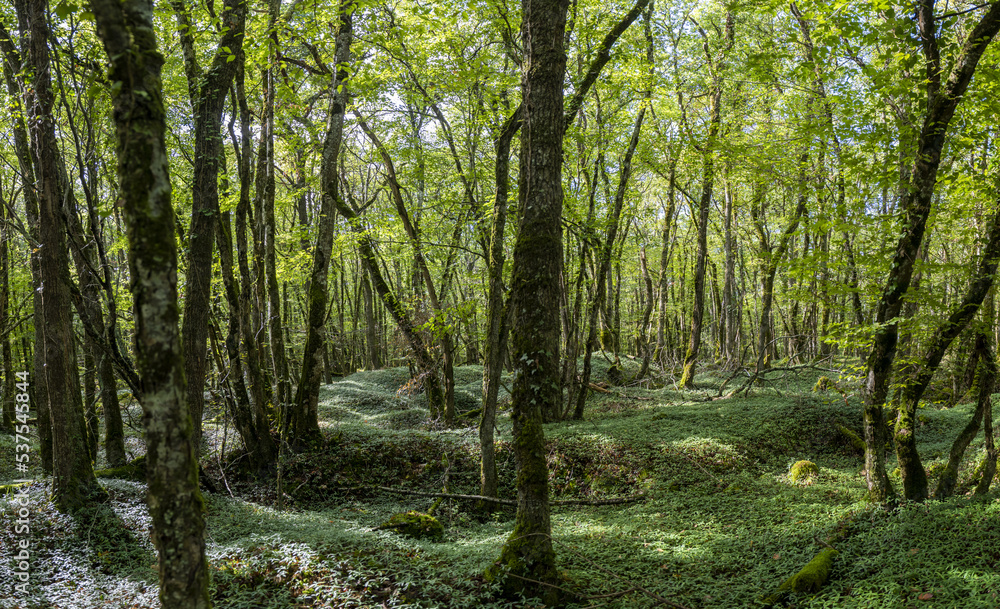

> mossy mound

[
  {"left": 789, "top": 460, "right": 818, "bottom": 482},
  {"left": 379, "top": 511, "right": 444, "bottom": 541}
]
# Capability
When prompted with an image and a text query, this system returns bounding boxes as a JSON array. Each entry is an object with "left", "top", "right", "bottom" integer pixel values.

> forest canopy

[{"left": 2, "top": 0, "right": 1000, "bottom": 606}]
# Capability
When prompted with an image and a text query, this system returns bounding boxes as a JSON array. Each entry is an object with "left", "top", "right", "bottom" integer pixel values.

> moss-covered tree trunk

[
  {"left": 91, "top": 0, "right": 212, "bottom": 604},
  {"left": 0, "top": 17, "right": 51, "bottom": 474},
  {"left": 17, "top": 0, "right": 103, "bottom": 511},
  {"left": 480, "top": 109, "right": 519, "bottom": 509},
  {"left": 937, "top": 333, "right": 997, "bottom": 498},
  {"left": 172, "top": 0, "right": 247, "bottom": 456},
  {"left": 258, "top": 0, "right": 291, "bottom": 418},
  {"left": 217, "top": 210, "right": 277, "bottom": 472},
  {"left": 895, "top": 210, "right": 1000, "bottom": 500},
  {"left": 0, "top": 191, "right": 12, "bottom": 432},
  {"left": 859, "top": 0, "right": 1000, "bottom": 503},
  {"left": 291, "top": 0, "right": 354, "bottom": 441},
  {"left": 233, "top": 68, "right": 271, "bottom": 421},
  {"left": 485, "top": 0, "right": 569, "bottom": 603}
]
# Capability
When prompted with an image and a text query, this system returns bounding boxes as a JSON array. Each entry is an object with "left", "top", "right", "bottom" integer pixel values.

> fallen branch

[
  {"left": 588, "top": 382, "right": 613, "bottom": 394},
  {"left": 759, "top": 510, "right": 864, "bottom": 607},
  {"left": 329, "top": 485, "right": 647, "bottom": 507}
]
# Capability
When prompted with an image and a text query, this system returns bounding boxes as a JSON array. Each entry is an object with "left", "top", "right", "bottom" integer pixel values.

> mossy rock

[
  {"left": 789, "top": 460, "right": 819, "bottom": 482},
  {"left": 378, "top": 511, "right": 444, "bottom": 541},
  {"left": 94, "top": 455, "right": 146, "bottom": 481}
]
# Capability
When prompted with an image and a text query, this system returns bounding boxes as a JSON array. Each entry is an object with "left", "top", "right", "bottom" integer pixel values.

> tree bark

[
  {"left": 485, "top": 0, "right": 570, "bottom": 603},
  {"left": 290, "top": 1, "right": 353, "bottom": 440},
  {"left": 858, "top": 0, "right": 1000, "bottom": 502},
  {"left": 893, "top": 209, "right": 1000, "bottom": 500},
  {"left": 0, "top": 190, "right": 12, "bottom": 431},
  {"left": 91, "top": 0, "right": 212, "bottom": 603},
  {"left": 679, "top": 13, "right": 732, "bottom": 389},
  {"left": 16, "top": 0, "right": 103, "bottom": 511},
  {"left": 0, "top": 17, "right": 50, "bottom": 474},
  {"left": 172, "top": 0, "right": 247, "bottom": 455},
  {"left": 575, "top": 102, "right": 646, "bottom": 419}
]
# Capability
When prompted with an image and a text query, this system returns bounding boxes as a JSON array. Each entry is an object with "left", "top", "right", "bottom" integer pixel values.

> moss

[
  {"left": 789, "top": 460, "right": 819, "bottom": 482},
  {"left": 378, "top": 511, "right": 444, "bottom": 541},
  {"left": 835, "top": 423, "right": 866, "bottom": 453},
  {"left": 762, "top": 548, "right": 839, "bottom": 605},
  {"left": 94, "top": 455, "right": 146, "bottom": 481}
]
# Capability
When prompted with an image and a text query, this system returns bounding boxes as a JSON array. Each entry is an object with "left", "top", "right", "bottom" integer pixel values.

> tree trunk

[
  {"left": 894, "top": 209, "right": 1000, "bottom": 500},
  {"left": 679, "top": 13, "right": 732, "bottom": 388},
  {"left": 17, "top": 0, "right": 103, "bottom": 511},
  {"left": 291, "top": 1, "right": 353, "bottom": 441},
  {"left": 218, "top": 210, "right": 277, "bottom": 472},
  {"left": 173, "top": 0, "right": 247, "bottom": 455},
  {"left": 936, "top": 333, "right": 996, "bottom": 498},
  {"left": 575, "top": 101, "right": 646, "bottom": 419},
  {"left": 233, "top": 66, "right": 271, "bottom": 419},
  {"left": 258, "top": 0, "right": 291, "bottom": 417},
  {"left": 858, "top": 0, "right": 1000, "bottom": 503},
  {"left": 91, "top": 0, "right": 212, "bottom": 603},
  {"left": 485, "top": 0, "right": 569, "bottom": 603},
  {"left": 0, "top": 17, "right": 50, "bottom": 474},
  {"left": 479, "top": 109, "right": 519, "bottom": 510},
  {"left": 0, "top": 192, "right": 13, "bottom": 432}
]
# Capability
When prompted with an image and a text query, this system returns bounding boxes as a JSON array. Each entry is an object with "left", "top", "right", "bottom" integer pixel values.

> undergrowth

[{"left": 3, "top": 360, "right": 1000, "bottom": 608}]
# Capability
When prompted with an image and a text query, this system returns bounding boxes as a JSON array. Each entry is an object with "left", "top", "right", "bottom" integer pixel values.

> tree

[
  {"left": 290, "top": 0, "right": 354, "bottom": 441},
  {"left": 14, "top": 0, "right": 103, "bottom": 511},
  {"left": 90, "top": 0, "right": 212, "bottom": 604},
  {"left": 485, "top": 0, "right": 570, "bottom": 603},
  {"left": 171, "top": 0, "right": 248, "bottom": 455},
  {"left": 856, "top": 0, "right": 1000, "bottom": 503}
]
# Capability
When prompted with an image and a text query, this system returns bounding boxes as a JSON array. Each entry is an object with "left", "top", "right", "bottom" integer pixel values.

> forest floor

[{"left": 3, "top": 356, "right": 1000, "bottom": 608}]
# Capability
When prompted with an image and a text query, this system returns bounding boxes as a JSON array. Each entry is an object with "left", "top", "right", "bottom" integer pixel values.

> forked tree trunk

[{"left": 857, "top": 0, "right": 1000, "bottom": 502}]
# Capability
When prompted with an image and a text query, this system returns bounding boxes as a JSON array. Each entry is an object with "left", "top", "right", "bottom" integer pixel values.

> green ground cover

[{"left": 2, "top": 360, "right": 999, "bottom": 608}]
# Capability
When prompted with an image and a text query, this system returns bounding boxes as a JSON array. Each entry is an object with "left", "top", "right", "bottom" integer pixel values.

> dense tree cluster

[{"left": 2, "top": 0, "right": 1000, "bottom": 604}]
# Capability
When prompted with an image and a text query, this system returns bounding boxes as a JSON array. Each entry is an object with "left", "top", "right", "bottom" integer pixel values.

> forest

[{"left": 2, "top": 0, "right": 1000, "bottom": 606}]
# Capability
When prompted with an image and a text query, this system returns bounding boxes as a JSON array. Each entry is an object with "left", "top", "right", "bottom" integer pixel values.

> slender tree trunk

[
  {"left": 259, "top": 0, "right": 291, "bottom": 417},
  {"left": 479, "top": 109, "right": 519, "bottom": 509},
  {"left": 576, "top": 102, "right": 646, "bottom": 419},
  {"left": 636, "top": 245, "right": 656, "bottom": 379},
  {"left": 233, "top": 67, "right": 270, "bottom": 418},
  {"left": 0, "top": 193, "right": 12, "bottom": 432},
  {"left": 679, "top": 14, "right": 732, "bottom": 388},
  {"left": 0, "top": 17, "right": 50, "bottom": 473},
  {"left": 936, "top": 333, "right": 996, "bottom": 498},
  {"left": 291, "top": 1, "right": 353, "bottom": 440},
  {"left": 173, "top": 0, "right": 247, "bottom": 455},
  {"left": 218, "top": 210, "right": 277, "bottom": 471},
  {"left": 17, "top": 0, "right": 103, "bottom": 510}
]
